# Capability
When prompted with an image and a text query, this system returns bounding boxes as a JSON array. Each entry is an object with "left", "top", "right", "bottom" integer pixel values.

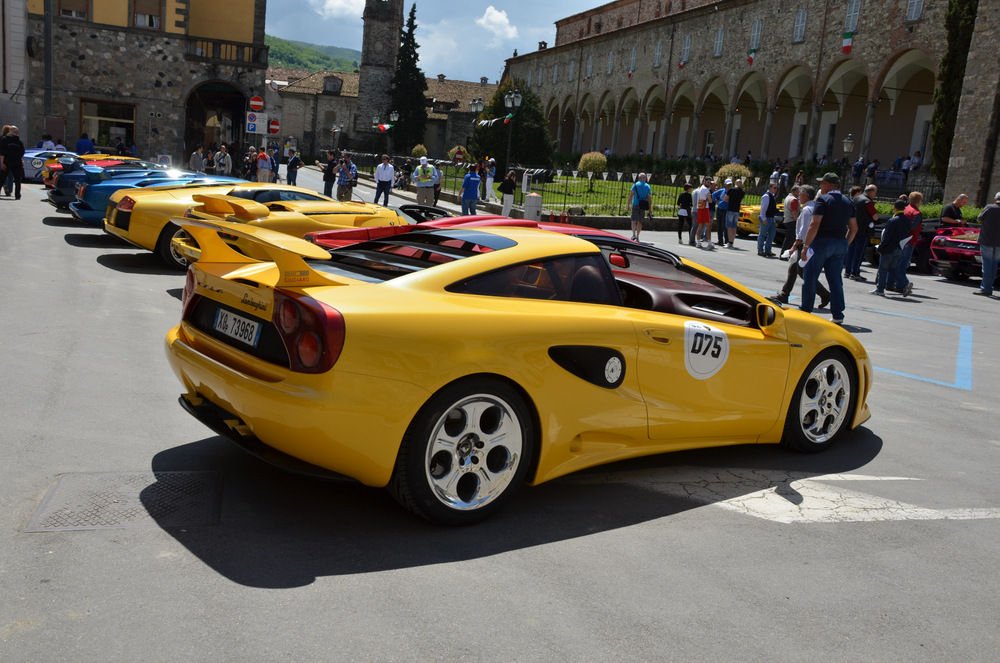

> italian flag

[
  {"left": 747, "top": 48, "right": 757, "bottom": 66},
  {"left": 677, "top": 60, "right": 686, "bottom": 69},
  {"left": 842, "top": 32, "right": 854, "bottom": 54}
]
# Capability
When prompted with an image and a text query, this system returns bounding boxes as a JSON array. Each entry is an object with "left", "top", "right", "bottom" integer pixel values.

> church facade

[{"left": 506, "top": 0, "right": 1000, "bottom": 204}]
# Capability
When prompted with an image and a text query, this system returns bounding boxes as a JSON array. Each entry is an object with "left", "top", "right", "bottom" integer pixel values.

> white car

[{"left": 22, "top": 149, "right": 77, "bottom": 182}]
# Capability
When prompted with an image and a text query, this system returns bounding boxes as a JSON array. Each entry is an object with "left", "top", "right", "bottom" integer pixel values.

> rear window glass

[{"left": 309, "top": 230, "right": 514, "bottom": 283}]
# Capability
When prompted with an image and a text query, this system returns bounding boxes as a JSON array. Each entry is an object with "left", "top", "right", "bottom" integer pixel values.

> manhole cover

[{"left": 25, "top": 472, "right": 221, "bottom": 532}]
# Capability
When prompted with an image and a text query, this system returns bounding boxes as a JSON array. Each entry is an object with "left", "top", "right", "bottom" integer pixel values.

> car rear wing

[
  {"left": 172, "top": 216, "right": 342, "bottom": 288},
  {"left": 191, "top": 194, "right": 271, "bottom": 220}
]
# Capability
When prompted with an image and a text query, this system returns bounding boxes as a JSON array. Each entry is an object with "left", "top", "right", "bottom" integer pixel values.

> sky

[{"left": 266, "top": 1, "right": 599, "bottom": 82}]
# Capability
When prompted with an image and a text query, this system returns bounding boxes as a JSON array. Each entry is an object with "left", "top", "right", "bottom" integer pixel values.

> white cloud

[
  {"left": 475, "top": 6, "right": 518, "bottom": 41},
  {"left": 308, "top": 0, "right": 364, "bottom": 19}
]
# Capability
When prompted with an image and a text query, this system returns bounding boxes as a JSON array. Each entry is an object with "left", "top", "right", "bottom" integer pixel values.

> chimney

[
  {"left": 437, "top": 74, "right": 446, "bottom": 82},
  {"left": 480, "top": 76, "right": 488, "bottom": 86},
  {"left": 538, "top": 40, "right": 548, "bottom": 50}
]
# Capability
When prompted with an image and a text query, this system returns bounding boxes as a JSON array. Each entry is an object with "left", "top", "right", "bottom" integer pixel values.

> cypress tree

[
  {"left": 389, "top": 4, "right": 428, "bottom": 154},
  {"left": 929, "top": 0, "right": 979, "bottom": 183}
]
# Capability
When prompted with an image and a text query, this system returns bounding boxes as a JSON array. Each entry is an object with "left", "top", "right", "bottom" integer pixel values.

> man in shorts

[
  {"left": 692, "top": 177, "right": 714, "bottom": 249},
  {"left": 627, "top": 173, "right": 652, "bottom": 242}
]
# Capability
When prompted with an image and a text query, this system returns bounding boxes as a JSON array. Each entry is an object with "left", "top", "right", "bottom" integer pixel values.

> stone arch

[
  {"left": 869, "top": 48, "right": 938, "bottom": 168},
  {"left": 814, "top": 58, "right": 869, "bottom": 162},
  {"left": 615, "top": 87, "right": 641, "bottom": 154},
  {"left": 559, "top": 94, "right": 578, "bottom": 153},
  {"left": 697, "top": 77, "right": 729, "bottom": 158},
  {"left": 185, "top": 80, "right": 248, "bottom": 154},
  {"left": 668, "top": 80, "right": 698, "bottom": 157},
  {"left": 578, "top": 93, "right": 598, "bottom": 152},
  {"left": 772, "top": 65, "right": 814, "bottom": 160},
  {"left": 729, "top": 71, "right": 768, "bottom": 159},
  {"left": 639, "top": 84, "right": 667, "bottom": 155},
  {"left": 594, "top": 90, "right": 618, "bottom": 153}
]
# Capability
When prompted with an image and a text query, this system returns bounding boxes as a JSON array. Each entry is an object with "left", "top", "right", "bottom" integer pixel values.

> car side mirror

[{"left": 756, "top": 303, "right": 777, "bottom": 329}]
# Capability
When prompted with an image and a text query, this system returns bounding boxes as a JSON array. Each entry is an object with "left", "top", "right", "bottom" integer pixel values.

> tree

[
  {"left": 929, "top": 0, "right": 979, "bottom": 183},
  {"left": 470, "top": 80, "right": 553, "bottom": 172},
  {"left": 389, "top": 4, "right": 428, "bottom": 155}
]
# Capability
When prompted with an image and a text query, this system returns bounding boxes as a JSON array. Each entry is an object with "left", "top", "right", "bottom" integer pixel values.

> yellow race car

[
  {"left": 104, "top": 182, "right": 397, "bottom": 269},
  {"left": 169, "top": 193, "right": 404, "bottom": 264},
  {"left": 736, "top": 202, "right": 785, "bottom": 236},
  {"left": 166, "top": 218, "right": 872, "bottom": 524}
]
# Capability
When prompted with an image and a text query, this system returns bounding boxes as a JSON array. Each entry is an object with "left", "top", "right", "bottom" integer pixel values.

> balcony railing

[{"left": 185, "top": 39, "right": 268, "bottom": 69}]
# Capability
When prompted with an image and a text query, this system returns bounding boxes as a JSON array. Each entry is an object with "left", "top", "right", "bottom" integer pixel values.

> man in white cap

[{"left": 411, "top": 156, "right": 437, "bottom": 206}]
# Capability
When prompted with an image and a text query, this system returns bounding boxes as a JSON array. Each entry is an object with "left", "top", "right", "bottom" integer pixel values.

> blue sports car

[{"left": 69, "top": 171, "right": 245, "bottom": 224}]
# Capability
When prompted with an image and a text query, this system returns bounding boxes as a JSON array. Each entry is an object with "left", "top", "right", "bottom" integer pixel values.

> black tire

[
  {"left": 945, "top": 268, "right": 968, "bottom": 281},
  {"left": 389, "top": 377, "right": 535, "bottom": 525},
  {"left": 155, "top": 223, "right": 191, "bottom": 271},
  {"left": 781, "top": 349, "right": 857, "bottom": 453}
]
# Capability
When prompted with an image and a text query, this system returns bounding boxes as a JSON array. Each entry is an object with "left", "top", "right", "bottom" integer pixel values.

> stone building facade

[
  {"left": 23, "top": 0, "right": 267, "bottom": 162},
  {"left": 271, "top": 70, "right": 497, "bottom": 159},
  {"left": 1, "top": 0, "right": 28, "bottom": 131},
  {"left": 354, "top": 0, "right": 402, "bottom": 136},
  {"left": 507, "top": 0, "right": 1000, "bottom": 204}
]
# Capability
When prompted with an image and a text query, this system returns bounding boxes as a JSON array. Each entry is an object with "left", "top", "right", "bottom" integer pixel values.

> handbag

[{"left": 638, "top": 198, "right": 650, "bottom": 211}]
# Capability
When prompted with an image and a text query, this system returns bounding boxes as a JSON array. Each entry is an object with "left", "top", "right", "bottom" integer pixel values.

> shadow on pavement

[
  {"left": 64, "top": 233, "right": 129, "bottom": 249},
  {"left": 142, "top": 428, "right": 883, "bottom": 588},
  {"left": 96, "top": 252, "right": 184, "bottom": 275},
  {"left": 42, "top": 215, "right": 80, "bottom": 228},
  {"left": 165, "top": 287, "right": 183, "bottom": 301}
]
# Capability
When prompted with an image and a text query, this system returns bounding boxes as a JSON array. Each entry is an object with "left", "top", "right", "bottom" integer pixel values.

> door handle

[{"left": 644, "top": 329, "right": 672, "bottom": 344}]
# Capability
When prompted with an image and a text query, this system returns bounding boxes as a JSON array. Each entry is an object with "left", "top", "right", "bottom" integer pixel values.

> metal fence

[{"left": 351, "top": 152, "right": 944, "bottom": 217}]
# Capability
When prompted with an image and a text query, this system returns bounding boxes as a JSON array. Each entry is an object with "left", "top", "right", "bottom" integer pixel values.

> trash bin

[{"left": 523, "top": 193, "right": 542, "bottom": 221}]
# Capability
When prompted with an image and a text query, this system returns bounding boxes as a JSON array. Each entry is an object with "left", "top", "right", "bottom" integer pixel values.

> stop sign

[
  {"left": 249, "top": 96, "right": 264, "bottom": 112},
  {"left": 268, "top": 118, "right": 281, "bottom": 134}
]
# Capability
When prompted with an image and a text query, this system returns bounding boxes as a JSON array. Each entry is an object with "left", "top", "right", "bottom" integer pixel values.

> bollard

[{"left": 523, "top": 193, "right": 543, "bottom": 221}]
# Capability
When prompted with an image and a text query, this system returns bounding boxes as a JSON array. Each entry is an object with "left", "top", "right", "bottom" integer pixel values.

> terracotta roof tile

[{"left": 280, "top": 72, "right": 498, "bottom": 112}]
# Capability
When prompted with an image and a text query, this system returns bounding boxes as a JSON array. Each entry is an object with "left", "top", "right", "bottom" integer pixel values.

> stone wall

[
  {"left": 512, "top": 0, "right": 956, "bottom": 179},
  {"left": 355, "top": 0, "right": 403, "bottom": 136},
  {"left": 25, "top": 15, "right": 265, "bottom": 161},
  {"left": 0, "top": 0, "right": 28, "bottom": 131},
  {"left": 944, "top": 6, "right": 1000, "bottom": 206}
]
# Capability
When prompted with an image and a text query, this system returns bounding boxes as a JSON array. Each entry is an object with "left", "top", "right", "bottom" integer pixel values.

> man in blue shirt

[
  {"left": 461, "top": 164, "right": 481, "bottom": 215},
  {"left": 627, "top": 173, "right": 652, "bottom": 242},
  {"left": 801, "top": 172, "right": 858, "bottom": 324},
  {"left": 713, "top": 179, "right": 730, "bottom": 246},
  {"left": 74, "top": 133, "right": 95, "bottom": 154}
]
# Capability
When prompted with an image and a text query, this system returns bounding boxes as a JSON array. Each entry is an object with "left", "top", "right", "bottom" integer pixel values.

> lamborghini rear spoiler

[
  {"left": 171, "top": 216, "right": 342, "bottom": 288},
  {"left": 190, "top": 194, "right": 270, "bottom": 220}
]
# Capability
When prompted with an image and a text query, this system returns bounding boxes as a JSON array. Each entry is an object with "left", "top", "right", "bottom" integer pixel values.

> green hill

[{"left": 265, "top": 34, "right": 361, "bottom": 72}]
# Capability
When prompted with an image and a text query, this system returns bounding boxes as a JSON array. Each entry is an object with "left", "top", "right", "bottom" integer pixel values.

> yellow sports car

[
  {"left": 169, "top": 193, "right": 404, "bottom": 264},
  {"left": 166, "top": 218, "right": 872, "bottom": 524},
  {"left": 104, "top": 182, "right": 370, "bottom": 269},
  {"left": 736, "top": 202, "right": 785, "bottom": 236}
]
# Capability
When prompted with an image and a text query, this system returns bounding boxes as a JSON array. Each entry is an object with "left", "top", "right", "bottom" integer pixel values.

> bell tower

[{"left": 355, "top": 0, "right": 404, "bottom": 136}]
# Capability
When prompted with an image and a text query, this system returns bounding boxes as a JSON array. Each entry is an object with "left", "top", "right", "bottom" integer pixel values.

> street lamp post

[
  {"left": 503, "top": 89, "right": 522, "bottom": 171},
  {"left": 332, "top": 124, "right": 344, "bottom": 153},
  {"left": 842, "top": 132, "right": 856, "bottom": 184},
  {"left": 388, "top": 110, "right": 399, "bottom": 155}
]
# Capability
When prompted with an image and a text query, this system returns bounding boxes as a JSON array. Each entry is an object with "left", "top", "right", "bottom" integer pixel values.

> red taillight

[
  {"left": 272, "top": 289, "right": 345, "bottom": 373},
  {"left": 296, "top": 332, "right": 322, "bottom": 369},
  {"left": 278, "top": 299, "right": 300, "bottom": 334},
  {"left": 117, "top": 195, "right": 136, "bottom": 212},
  {"left": 181, "top": 268, "right": 200, "bottom": 319}
]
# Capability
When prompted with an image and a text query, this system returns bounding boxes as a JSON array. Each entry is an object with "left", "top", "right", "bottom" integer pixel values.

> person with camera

[
  {"left": 317, "top": 150, "right": 337, "bottom": 198},
  {"left": 335, "top": 152, "right": 357, "bottom": 202}
]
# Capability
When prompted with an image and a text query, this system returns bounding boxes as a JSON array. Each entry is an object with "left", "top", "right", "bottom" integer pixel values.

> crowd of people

[{"left": 626, "top": 169, "right": 999, "bottom": 324}]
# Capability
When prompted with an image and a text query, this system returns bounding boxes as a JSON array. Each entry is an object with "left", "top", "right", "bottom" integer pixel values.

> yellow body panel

[
  {"left": 166, "top": 222, "right": 872, "bottom": 489},
  {"left": 102, "top": 183, "right": 333, "bottom": 253},
  {"left": 168, "top": 194, "right": 405, "bottom": 262}
]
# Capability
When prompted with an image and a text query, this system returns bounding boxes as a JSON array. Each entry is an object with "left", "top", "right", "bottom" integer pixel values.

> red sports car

[{"left": 929, "top": 226, "right": 996, "bottom": 283}]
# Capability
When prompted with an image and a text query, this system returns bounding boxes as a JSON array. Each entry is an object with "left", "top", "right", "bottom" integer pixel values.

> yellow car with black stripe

[
  {"left": 104, "top": 182, "right": 401, "bottom": 270},
  {"left": 166, "top": 218, "right": 872, "bottom": 524}
]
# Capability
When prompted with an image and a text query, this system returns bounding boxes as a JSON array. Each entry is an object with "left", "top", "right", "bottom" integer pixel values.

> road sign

[
  {"left": 268, "top": 118, "right": 281, "bottom": 134},
  {"left": 249, "top": 96, "right": 264, "bottom": 112},
  {"left": 246, "top": 111, "right": 267, "bottom": 135}
]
